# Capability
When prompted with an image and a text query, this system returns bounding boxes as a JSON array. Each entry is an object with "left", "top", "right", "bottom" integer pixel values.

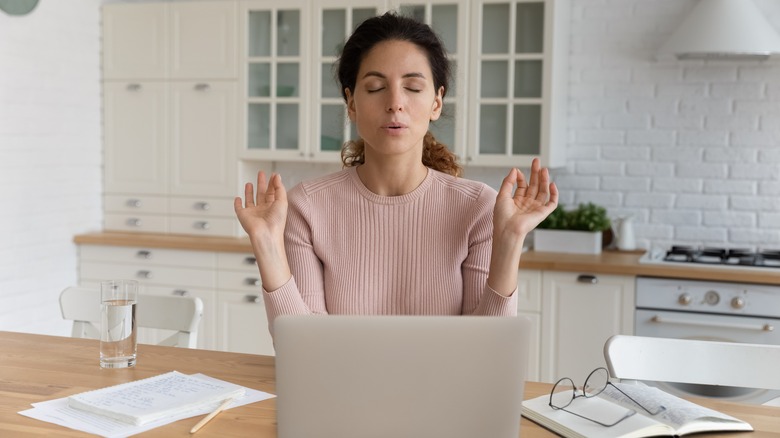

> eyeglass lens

[{"left": 550, "top": 377, "right": 575, "bottom": 409}]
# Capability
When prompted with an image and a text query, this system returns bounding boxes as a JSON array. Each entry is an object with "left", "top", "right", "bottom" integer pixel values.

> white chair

[
  {"left": 604, "top": 335, "right": 780, "bottom": 404},
  {"left": 59, "top": 286, "right": 203, "bottom": 348}
]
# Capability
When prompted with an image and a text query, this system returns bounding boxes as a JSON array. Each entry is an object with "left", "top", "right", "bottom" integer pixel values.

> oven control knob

[
  {"left": 678, "top": 293, "right": 692, "bottom": 305},
  {"left": 731, "top": 297, "right": 746, "bottom": 310},
  {"left": 704, "top": 290, "right": 720, "bottom": 305}
]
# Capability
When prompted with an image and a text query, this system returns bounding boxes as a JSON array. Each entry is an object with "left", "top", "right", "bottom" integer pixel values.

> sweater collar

[{"left": 347, "top": 166, "right": 434, "bottom": 205}]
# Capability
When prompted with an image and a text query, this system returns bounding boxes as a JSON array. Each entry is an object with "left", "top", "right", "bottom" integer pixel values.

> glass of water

[{"left": 100, "top": 280, "right": 138, "bottom": 368}]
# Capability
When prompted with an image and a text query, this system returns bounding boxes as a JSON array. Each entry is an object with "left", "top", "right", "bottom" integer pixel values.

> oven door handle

[{"left": 650, "top": 315, "right": 775, "bottom": 332}]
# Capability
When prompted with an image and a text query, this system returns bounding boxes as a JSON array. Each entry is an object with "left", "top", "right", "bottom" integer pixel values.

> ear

[
  {"left": 345, "top": 88, "right": 356, "bottom": 122},
  {"left": 430, "top": 86, "right": 444, "bottom": 122}
]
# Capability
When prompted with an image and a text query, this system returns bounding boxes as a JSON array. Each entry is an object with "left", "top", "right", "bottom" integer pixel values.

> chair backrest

[
  {"left": 59, "top": 286, "right": 203, "bottom": 348},
  {"left": 604, "top": 335, "right": 780, "bottom": 391}
]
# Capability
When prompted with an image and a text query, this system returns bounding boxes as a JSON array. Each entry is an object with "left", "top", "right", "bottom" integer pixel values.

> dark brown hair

[{"left": 336, "top": 12, "right": 462, "bottom": 177}]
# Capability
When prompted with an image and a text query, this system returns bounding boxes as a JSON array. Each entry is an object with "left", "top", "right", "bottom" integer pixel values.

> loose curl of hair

[{"left": 336, "top": 12, "right": 463, "bottom": 178}]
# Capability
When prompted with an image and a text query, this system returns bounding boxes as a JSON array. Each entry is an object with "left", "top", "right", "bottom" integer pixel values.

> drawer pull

[
  {"left": 136, "top": 250, "right": 152, "bottom": 259},
  {"left": 172, "top": 289, "right": 189, "bottom": 297},
  {"left": 126, "top": 218, "right": 142, "bottom": 227},
  {"left": 126, "top": 199, "right": 142, "bottom": 208},
  {"left": 244, "top": 278, "right": 261, "bottom": 287},
  {"left": 126, "top": 83, "right": 141, "bottom": 91},
  {"left": 243, "top": 256, "right": 257, "bottom": 265},
  {"left": 245, "top": 295, "right": 262, "bottom": 304},
  {"left": 136, "top": 270, "right": 153, "bottom": 279},
  {"left": 194, "top": 202, "right": 210, "bottom": 211},
  {"left": 194, "top": 83, "right": 210, "bottom": 91},
  {"left": 194, "top": 221, "right": 210, "bottom": 230},
  {"left": 577, "top": 274, "right": 598, "bottom": 284}
]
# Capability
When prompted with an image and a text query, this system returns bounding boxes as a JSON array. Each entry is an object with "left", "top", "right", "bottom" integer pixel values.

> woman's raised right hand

[{"left": 234, "top": 171, "right": 288, "bottom": 241}]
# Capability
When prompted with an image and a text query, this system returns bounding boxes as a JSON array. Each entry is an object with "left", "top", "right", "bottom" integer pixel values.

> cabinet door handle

[
  {"left": 194, "top": 83, "right": 210, "bottom": 91},
  {"left": 194, "top": 221, "right": 210, "bottom": 230},
  {"left": 244, "top": 278, "right": 261, "bottom": 287},
  {"left": 136, "top": 270, "right": 153, "bottom": 279},
  {"left": 244, "top": 295, "right": 262, "bottom": 304},
  {"left": 126, "top": 83, "right": 142, "bottom": 91},
  {"left": 136, "top": 250, "right": 152, "bottom": 259},
  {"left": 194, "top": 202, "right": 210, "bottom": 211},
  {"left": 126, "top": 198, "right": 142, "bottom": 208},
  {"left": 577, "top": 274, "right": 598, "bottom": 284},
  {"left": 126, "top": 218, "right": 142, "bottom": 227},
  {"left": 243, "top": 256, "right": 257, "bottom": 265},
  {"left": 172, "top": 289, "right": 189, "bottom": 297}
]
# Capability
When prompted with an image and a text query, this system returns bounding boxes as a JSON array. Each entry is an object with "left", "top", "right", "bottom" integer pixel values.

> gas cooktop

[{"left": 652, "top": 246, "right": 780, "bottom": 269}]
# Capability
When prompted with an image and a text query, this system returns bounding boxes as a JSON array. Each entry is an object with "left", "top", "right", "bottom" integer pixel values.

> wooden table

[{"left": 1, "top": 331, "right": 778, "bottom": 437}]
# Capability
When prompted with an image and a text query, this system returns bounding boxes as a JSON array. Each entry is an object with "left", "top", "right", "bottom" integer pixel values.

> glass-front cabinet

[
  {"left": 239, "top": 0, "right": 568, "bottom": 167},
  {"left": 468, "top": 0, "right": 568, "bottom": 168},
  {"left": 240, "top": 1, "right": 310, "bottom": 161}
]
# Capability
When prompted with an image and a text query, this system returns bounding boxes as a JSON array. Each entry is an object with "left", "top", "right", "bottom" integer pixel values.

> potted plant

[{"left": 534, "top": 203, "right": 611, "bottom": 254}]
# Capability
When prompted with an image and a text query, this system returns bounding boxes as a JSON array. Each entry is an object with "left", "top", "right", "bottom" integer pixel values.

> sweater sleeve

[
  {"left": 261, "top": 184, "right": 329, "bottom": 336},
  {"left": 461, "top": 184, "right": 518, "bottom": 317}
]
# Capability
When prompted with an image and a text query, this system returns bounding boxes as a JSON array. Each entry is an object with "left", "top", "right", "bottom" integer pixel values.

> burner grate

[{"left": 662, "top": 246, "right": 780, "bottom": 268}]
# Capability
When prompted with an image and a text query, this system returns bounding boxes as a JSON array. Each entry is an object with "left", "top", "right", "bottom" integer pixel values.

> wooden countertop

[{"left": 74, "top": 232, "right": 780, "bottom": 286}]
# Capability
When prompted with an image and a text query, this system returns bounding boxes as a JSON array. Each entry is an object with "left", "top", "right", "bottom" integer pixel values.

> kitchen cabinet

[
  {"left": 239, "top": 0, "right": 387, "bottom": 161},
  {"left": 102, "top": 1, "right": 240, "bottom": 237},
  {"left": 517, "top": 268, "right": 542, "bottom": 381},
  {"left": 78, "top": 244, "right": 274, "bottom": 354},
  {"left": 78, "top": 245, "right": 219, "bottom": 350},
  {"left": 216, "top": 252, "right": 275, "bottom": 355},
  {"left": 467, "top": 0, "right": 568, "bottom": 168},
  {"left": 539, "top": 270, "right": 635, "bottom": 383}
]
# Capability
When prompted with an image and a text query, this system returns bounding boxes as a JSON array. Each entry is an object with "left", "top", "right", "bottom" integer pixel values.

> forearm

[
  {"left": 248, "top": 232, "right": 292, "bottom": 292},
  {"left": 486, "top": 229, "right": 527, "bottom": 297}
]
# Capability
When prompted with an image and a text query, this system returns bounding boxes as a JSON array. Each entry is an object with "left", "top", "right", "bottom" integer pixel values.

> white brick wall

[
  {"left": 564, "top": 0, "right": 780, "bottom": 250},
  {"left": 0, "top": 1, "right": 102, "bottom": 335}
]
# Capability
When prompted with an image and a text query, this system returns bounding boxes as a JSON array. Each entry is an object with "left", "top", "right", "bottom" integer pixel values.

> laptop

[{"left": 274, "top": 315, "right": 531, "bottom": 438}]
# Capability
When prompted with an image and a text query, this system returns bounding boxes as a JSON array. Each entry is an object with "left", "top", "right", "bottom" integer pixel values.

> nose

[{"left": 386, "top": 87, "right": 404, "bottom": 113}]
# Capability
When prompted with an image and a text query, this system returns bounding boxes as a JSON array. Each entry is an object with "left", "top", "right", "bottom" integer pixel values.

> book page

[
  {"left": 67, "top": 371, "right": 245, "bottom": 425},
  {"left": 600, "top": 383, "right": 751, "bottom": 434}
]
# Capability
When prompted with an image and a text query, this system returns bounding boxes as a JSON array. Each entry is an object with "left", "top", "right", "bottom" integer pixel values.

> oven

[{"left": 635, "top": 248, "right": 780, "bottom": 404}]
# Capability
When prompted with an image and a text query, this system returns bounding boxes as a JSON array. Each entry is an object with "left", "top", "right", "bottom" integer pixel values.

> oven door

[{"left": 635, "top": 309, "right": 780, "bottom": 404}]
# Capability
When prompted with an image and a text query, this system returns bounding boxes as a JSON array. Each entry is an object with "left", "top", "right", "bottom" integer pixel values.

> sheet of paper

[{"left": 18, "top": 373, "right": 276, "bottom": 438}]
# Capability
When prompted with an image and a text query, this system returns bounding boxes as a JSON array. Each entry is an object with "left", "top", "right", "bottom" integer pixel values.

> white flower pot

[{"left": 533, "top": 229, "right": 603, "bottom": 255}]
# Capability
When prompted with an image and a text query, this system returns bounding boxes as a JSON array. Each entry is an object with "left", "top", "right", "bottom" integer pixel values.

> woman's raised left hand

[{"left": 493, "top": 157, "right": 558, "bottom": 241}]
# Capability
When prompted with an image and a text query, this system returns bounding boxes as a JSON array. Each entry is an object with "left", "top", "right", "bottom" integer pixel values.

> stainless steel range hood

[{"left": 657, "top": 0, "right": 780, "bottom": 61}]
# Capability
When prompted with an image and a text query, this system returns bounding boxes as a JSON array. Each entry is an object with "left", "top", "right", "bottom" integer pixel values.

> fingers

[
  {"left": 264, "top": 173, "right": 287, "bottom": 205},
  {"left": 525, "top": 158, "right": 541, "bottom": 199},
  {"left": 498, "top": 168, "right": 519, "bottom": 199}
]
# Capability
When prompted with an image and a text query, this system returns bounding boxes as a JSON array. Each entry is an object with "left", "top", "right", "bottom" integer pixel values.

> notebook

[{"left": 274, "top": 315, "right": 531, "bottom": 438}]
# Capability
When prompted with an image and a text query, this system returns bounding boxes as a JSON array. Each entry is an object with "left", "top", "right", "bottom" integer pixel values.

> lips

[{"left": 383, "top": 121, "right": 407, "bottom": 130}]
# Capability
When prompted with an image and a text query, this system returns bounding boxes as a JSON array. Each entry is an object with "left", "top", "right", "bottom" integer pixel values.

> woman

[{"left": 234, "top": 12, "right": 558, "bottom": 335}]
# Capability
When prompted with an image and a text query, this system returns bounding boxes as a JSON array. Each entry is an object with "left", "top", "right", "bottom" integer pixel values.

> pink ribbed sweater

[{"left": 262, "top": 166, "right": 518, "bottom": 332}]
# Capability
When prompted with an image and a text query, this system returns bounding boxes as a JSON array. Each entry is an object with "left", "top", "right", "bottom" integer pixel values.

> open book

[
  {"left": 521, "top": 382, "right": 752, "bottom": 438},
  {"left": 67, "top": 371, "right": 245, "bottom": 426}
]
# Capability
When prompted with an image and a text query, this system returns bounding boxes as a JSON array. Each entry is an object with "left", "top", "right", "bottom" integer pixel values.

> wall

[
  {"left": 0, "top": 1, "right": 103, "bottom": 335},
  {"left": 560, "top": 0, "right": 780, "bottom": 251}
]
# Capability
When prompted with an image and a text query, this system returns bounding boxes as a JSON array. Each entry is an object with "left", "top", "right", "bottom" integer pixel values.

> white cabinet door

[
  {"left": 170, "top": 2, "right": 238, "bottom": 79},
  {"left": 467, "top": 0, "right": 568, "bottom": 168},
  {"left": 540, "top": 271, "right": 634, "bottom": 383},
  {"left": 103, "top": 81, "right": 168, "bottom": 195},
  {"left": 217, "top": 290, "right": 275, "bottom": 356},
  {"left": 102, "top": 3, "right": 169, "bottom": 79},
  {"left": 103, "top": 2, "right": 238, "bottom": 80},
  {"left": 169, "top": 81, "right": 237, "bottom": 197}
]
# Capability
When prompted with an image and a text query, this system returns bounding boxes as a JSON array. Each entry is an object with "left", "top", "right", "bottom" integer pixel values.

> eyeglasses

[{"left": 549, "top": 367, "right": 666, "bottom": 427}]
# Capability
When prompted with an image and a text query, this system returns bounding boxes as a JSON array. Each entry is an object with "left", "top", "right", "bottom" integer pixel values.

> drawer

[
  {"left": 80, "top": 261, "right": 216, "bottom": 288},
  {"left": 104, "top": 194, "right": 168, "bottom": 214},
  {"left": 105, "top": 213, "right": 168, "bottom": 234},
  {"left": 80, "top": 245, "right": 215, "bottom": 268},
  {"left": 217, "top": 252, "right": 258, "bottom": 272},
  {"left": 217, "top": 270, "right": 262, "bottom": 292},
  {"left": 169, "top": 197, "right": 235, "bottom": 218},
  {"left": 169, "top": 216, "right": 238, "bottom": 237}
]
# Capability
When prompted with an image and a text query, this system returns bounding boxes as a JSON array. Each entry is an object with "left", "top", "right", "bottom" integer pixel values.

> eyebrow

[{"left": 361, "top": 71, "right": 427, "bottom": 80}]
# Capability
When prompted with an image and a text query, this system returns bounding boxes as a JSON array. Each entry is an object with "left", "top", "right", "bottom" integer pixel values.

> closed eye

[{"left": 367, "top": 87, "right": 385, "bottom": 93}]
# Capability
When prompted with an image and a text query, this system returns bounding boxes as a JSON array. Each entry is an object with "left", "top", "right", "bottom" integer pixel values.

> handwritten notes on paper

[{"left": 67, "top": 371, "right": 246, "bottom": 425}]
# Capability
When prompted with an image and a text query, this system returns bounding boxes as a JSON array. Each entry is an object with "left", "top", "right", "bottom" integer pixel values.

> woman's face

[{"left": 345, "top": 39, "right": 443, "bottom": 161}]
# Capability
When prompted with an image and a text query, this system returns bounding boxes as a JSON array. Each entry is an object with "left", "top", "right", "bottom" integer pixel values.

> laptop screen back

[{"left": 274, "top": 315, "right": 531, "bottom": 438}]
